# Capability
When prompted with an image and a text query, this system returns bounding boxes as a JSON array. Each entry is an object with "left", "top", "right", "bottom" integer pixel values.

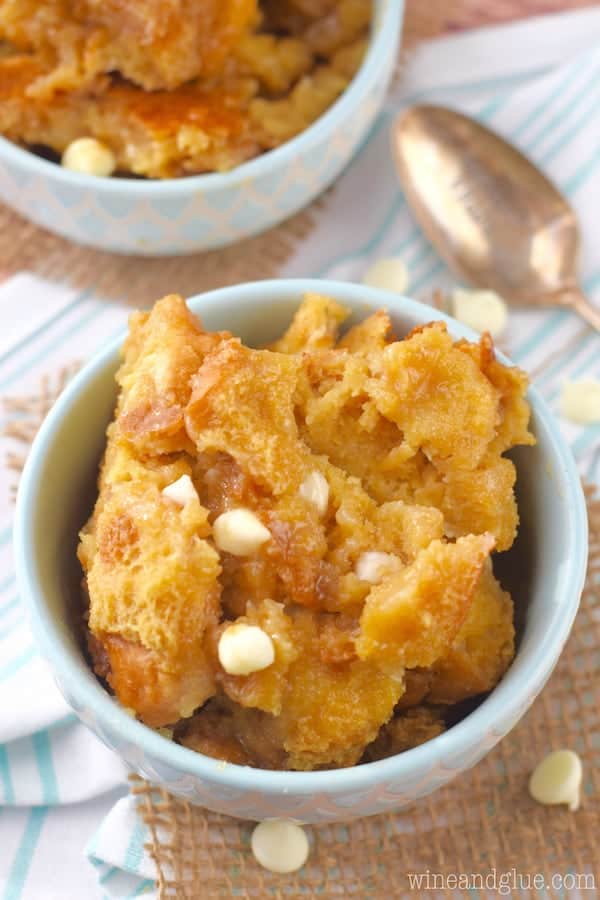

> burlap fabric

[{"left": 2, "top": 2, "right": 599, "bottom": 897}]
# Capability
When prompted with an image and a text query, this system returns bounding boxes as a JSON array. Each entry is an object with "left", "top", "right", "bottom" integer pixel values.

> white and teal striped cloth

[{"left": 1, "top": 9, "right": 599, "bottom": 898}]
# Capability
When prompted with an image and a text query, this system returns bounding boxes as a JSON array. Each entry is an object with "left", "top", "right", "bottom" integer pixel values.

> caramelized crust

[
  {"left": 116, "top": 295, "right": 232, "bottom": 453},
  {"left": 0, "top": 58, "right": 260, "bottom": 177},
  {"left": 0, "top": 0, "right": 258, "bottom": 93},
  {"left": 102, "top": 633, "right": 216, "bottom": 728}
]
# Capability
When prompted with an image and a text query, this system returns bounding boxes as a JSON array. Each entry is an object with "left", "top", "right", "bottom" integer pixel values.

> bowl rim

[
  {"left": 0, "top": 1, "right": 403, "bottom": 195},
  {"left": 14, "top": 278, "right": 588, "bottom": 797}
]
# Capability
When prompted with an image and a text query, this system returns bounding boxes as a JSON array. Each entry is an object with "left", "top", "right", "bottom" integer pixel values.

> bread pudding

[
  {"left": 0, "top": 0, "right": 371, "bottom": 178},
  {"left": 78, "top": 293, "right": 534, "bottom": 770}
]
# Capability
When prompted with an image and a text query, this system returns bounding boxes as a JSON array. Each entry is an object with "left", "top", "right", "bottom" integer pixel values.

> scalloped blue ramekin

[
  {"left": 15, "top": 280, "right": 587, "bottom": 823},
  {"left": 0, "top": 2, "right": 403, "bottom": 256}
]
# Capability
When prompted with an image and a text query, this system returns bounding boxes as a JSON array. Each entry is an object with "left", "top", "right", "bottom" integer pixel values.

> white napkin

[{"left": 1, "top": 9, "right": 599, "bottom": 899}]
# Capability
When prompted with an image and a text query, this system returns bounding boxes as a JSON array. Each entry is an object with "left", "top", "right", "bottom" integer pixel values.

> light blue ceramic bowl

[
  {"left": 15, "top": 280, "right": 587, "bottom": 823},
  {"left": 0, "top": 2, "right": 402, "bottom": 256}
]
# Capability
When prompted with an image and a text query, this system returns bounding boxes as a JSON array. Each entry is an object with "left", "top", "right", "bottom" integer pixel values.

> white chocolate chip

[
  {"left": 62, "top": 137, "right": 116, "bottom": 177},
  {"left": 218, "top": 623, "right": 275, "bottom": 676},
  {"left": 362, "top": 257, "right": 408, "bottom": 294},
  {"left": 529, "top": 749, "right": 582, "bottom": 811},
  {"left": 451, "top": 287, "right": 508, "bottom": 338},
  {"left": 355, "top": 551, "right": 399, "bottom": 585},
  {"left": 251, "top": 820, "right": 310, "bottom": 874},
  {"left": 161, "top": 474, "right": 198, "bottom": 507},
  {"left": 560, "top": 379, "right": 600, "bottom": 425},
  {"left": 213, "top": 508, "right": 271, "bottom": 556},
  {"left": 299, "top": 471, "right": 329, "bottom": 516}
]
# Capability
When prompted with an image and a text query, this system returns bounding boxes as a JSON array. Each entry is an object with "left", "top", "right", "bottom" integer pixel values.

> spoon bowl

[{"left": 393, "top": 104, "right": 600, "bottom": 331}]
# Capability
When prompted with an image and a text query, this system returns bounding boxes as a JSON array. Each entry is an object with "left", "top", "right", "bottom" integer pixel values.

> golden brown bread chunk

[
  {"left": 357, "top": 534, "right": 495, "bottom": 676},
  {"left": 0, "top": 56, "right": 260, "bottom": 178},
  {"left": 0, "top": 56, "right": 82, "bottom": 149},
  {"left": 79, "top": 443, "right": 221, "bottom": 727},
  {"left": 437, "top": 456, "right": 518, "bottom": 551},
  {"left": 79, "top": 297, "right": 227, "bottom": 726},
  {"left": 80, "top": 292, "right": 530, "bottom": 768},
  {"left": 115, "top": 295, "right": 232, "bottom": 454},
  {"left": 269, "top": 293, "right": 350, "bottom": 353},
  {"left": 270, "top": 608, "right": 403, "bottom": 769},
  {"left": 286, "top": 309, "right": 533, "bottom": 552},
  {"left": 0, "top": 0, "right": 258, "bottom": 94},
  {"left": 178, "top": 698, "right": 285, "bottom": 769},
  {"left": 261, "top": 0, "right": 329, "bottom": 33},
  {"left": 369, "top": 322, "right": 500, "bottom": 471},
  {"left": 427, "top": 560, "right": 515, "bottom": 704},
  {"left": 457, "top": 333, "right": 535, "bottom": 455},
  {"left": 186, "top": 339, "right": 308, "bottom": 496},
  {"left": 337, "top": 309, "right": 394, "bottom": 353}
]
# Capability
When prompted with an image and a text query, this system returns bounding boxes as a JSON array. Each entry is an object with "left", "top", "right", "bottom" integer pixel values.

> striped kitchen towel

[{"left": 0, "top": 8, "right": 599, "bottom": 899}]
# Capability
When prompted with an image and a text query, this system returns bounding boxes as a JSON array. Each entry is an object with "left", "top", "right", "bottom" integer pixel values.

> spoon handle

[{"left": 565, "top": 289, "right": 600, "bottom": 334}]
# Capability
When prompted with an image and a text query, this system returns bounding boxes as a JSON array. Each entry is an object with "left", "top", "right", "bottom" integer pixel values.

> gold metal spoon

[{"left": 393, "top": 104, "right": 600, "bottom": 332}]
